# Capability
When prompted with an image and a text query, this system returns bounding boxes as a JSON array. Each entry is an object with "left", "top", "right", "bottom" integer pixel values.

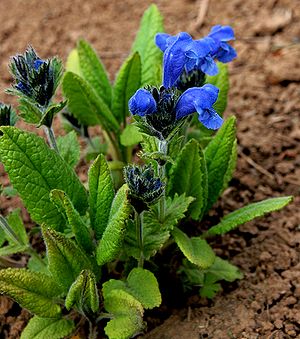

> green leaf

[
  {"left": 66, "top": 48, "right": 82, "bottom": 76},
  {"left": 38, "top": 101, "right": 67, "bottom": 128},
  {"left": 168, "top": 139, "right": 208, "bottom": 220},
  {"left": 57, "top": 131, "right": 80, "bottom": 168},
  {"left": 65, "top": 270, "right": 99, "bottom": 313},
  {"left": 206, "top": 63, "right": 229, "bottom": 116},
  {"left": 206, "top": 257, "right": 243, "bottom": 282},
  {"left": 43, "top": 227, "right": 96, "bottom": 292},
  {"left": 120, "top": 124, "right": 143, "bottom": 147},
  {"left": 6, "top": 209, "right": 28, "bottom": 245},
  {"left": 2, "top": 186, "right": 18, "bottom": 197},
  {"left": 21, "top": 316, "right": 75, "bottom": 339},
  {"left": 0, "top": 244, "right": 28, "bottom": 256},
  {"left": 127, "top": 268, "right": 161, "bottom": 309},
  {"left": 27, "top": 256, "right": 49, "bottom": 275},
  {"left": 204, "top": 116, "right": 236, "bottom": 211},
  {"left": 96, "top": 184, "right": 130, "bottom": 266},
  {"left": 199, "top": 280, "right": 221, "bottom": 299},
  {"left": 0, "top": 268, "right": 63, "bottom": 318},
  {"left": 88, "top": 154, "right": 115, "bottom": 239},
  {"left": 78, "top": 39, "right": 112, "bottom": 107},
  {"left": 104, "top": 289, "right": 144, "bottom": 339},
  {"left": 132, "top": 4, "right": 164, "bottom": 85},
  {"left": 125, "top": 194, "right": 193, "bottom": 260},
  {"left": 18, "top": 98, "right": 41, "bottom": 125},
  {"left": 62, "top": 72, "right": 119, "bottom": 132},
  {"left": 112, "top": 52, "right": 141, "bottom": 124},
  {"left": 172, "top": 227, "right": 215, "bottom": 269},
  {"left": 0, "top": 127, "right": 88, "bottom": 231},
  {"left": 50, "top": 190, "right": 94, "bottom": 254},
  {"left": 205, "top": 196, "right": 293, "bottom": 237}
]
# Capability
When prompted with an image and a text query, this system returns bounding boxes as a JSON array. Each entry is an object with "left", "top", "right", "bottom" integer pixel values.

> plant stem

[
  {"left": 135, "top": 210, "right": 144, "bottom": 268},
  {"left": 44, "top": 126, "right": 59, "bottom": 153},
  {"left": 158, "top": 140, "right": 168, "bottom": 222}
]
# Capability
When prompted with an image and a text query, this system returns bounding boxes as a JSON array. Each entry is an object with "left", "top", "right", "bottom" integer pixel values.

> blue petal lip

[
  {"left": 155, "top": 33, "right": 172, "bottom": 52},
  {"left": 175, "top": 84, "right": 219, "bottom": 120},
  {"left": 128, "top": 89, "right": 157, "bottom": 117},
  {"left": 197, "top": 107, "right": 223, "bottom": 129}
]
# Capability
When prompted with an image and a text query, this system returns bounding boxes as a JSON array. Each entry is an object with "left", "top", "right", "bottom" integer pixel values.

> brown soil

[{"left": 0, "top": 0, "right": 300, "bottom": 338}]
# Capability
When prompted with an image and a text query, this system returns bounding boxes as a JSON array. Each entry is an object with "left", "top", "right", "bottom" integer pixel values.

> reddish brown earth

[{"left": 0, "top": 0, "right": 300, "bottom": 338}]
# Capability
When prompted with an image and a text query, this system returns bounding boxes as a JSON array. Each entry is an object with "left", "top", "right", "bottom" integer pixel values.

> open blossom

[
  {"left": 155, "top": 25, "right": 237, "bottom": 88},
  {"left": 129, "top": 84, "right": 222, "bottom": 130}
]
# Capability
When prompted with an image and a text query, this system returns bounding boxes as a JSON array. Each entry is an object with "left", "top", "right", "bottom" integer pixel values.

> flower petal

[
  {"left": 200, "top": 56, "right": 219, "bottom": 76},
  {"left": 128, "top": 89, "right": 157, "bottom": 117},
  {"left": 197, "top": 107, "right": 223, "bottom": 130},
  {"left": 175, "top": 84, "right": 219, "bottom": 119},
  {"left": 155, "top": 33, "right": 172, "bottom": 52},
  {"left": 209, "top": 25, "right": 235, "bottom": 42},
  {"left": 163, "top": 32, "right": 193, "bottom": 88},
  {"left": 216, "top": 44, "right": 237, "bottom": 63}
]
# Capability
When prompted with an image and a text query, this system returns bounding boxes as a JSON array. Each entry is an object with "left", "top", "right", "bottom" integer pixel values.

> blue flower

[
  {"left": 155, "top": 25, "right": 237, "bottom": 88},
  {"left": 175, "top": 84, "right": 222, "bottom": 130},
  {"left": 128, "top": 88, "right": 157, "bottom": 117},
  {"left": 208, "top": 25, "right": 237, "bottom": 63},
  {"left": 160, "top": 32, "right": 193, "bottom": 88}
]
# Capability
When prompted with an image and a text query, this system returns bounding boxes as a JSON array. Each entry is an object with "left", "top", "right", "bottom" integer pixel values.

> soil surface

[{"left": 0, "top": 0, "right": 300, "bottom": 338}]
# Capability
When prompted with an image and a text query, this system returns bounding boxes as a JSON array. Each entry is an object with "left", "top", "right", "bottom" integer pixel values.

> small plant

[{"left": 0, "top": 5, "right": 292, "bottom": 339}]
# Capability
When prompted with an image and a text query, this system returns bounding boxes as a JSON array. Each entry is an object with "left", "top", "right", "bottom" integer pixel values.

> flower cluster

[
  {"left": 9, "top": 46, "right": 62, "bottom": 107},
  {"left": 124, "top": 164, "right": 164, "bottom": 212},
  {"left": 129, "top": 25, "right": 236, "bottom": 137}
]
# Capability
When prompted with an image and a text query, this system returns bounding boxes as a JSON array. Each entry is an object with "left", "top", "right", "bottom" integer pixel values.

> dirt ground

[{"left": 0, "top": 0, "right": 300, "bottom": 338}]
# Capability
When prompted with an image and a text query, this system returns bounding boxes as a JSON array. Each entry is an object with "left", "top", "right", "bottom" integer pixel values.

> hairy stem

[
  {"left": 44, "top": 126, "right": 59, "bottom": 153},
  {"left": 158, "top": 140, "right": 168, "bottom": 222},
  {"left": 135, "top": 210, "right": 144, "bottom": 268}
]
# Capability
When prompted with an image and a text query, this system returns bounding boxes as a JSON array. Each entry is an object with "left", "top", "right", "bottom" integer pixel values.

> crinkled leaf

[
  {"left": 172, "top": 227, "right": 215, "bottom": 269},
  {"left": 0, "top": 268, "right": 63, "bottom": 318},
  {"left": 50, "top": 190, "right": 94, "bottom": 254},
  {"left": 62, "top": 72, "right": 119, "bottom": 132},
  {"left": 21, "top": 316, "right": 75, "bottom": 339},
  {"left": 132, "top": 4, "right": 164, "bottom": 85},
  {"left": 204, "top": 116, "right": 236, "bottom": 211},
  {"left": 112, "top": 52, "right": 141, "bottom": 124},
  {"left": 205, "top": 196, "right": 293, "bottom": 236},
  {"left": 57, "top": 131, "right": 80, "bottom": 168},
  {"left": 125, "top": 194, "right": 193, "bottom": 260},
  {"left": 18, "top": 98, "right": 41, "bottom": 125},
  {"left": 206, "top": 62, "right": 229, "bottom": 116},
  {"left": 88, "top": 154, "right": 115, "bottom": 239},
  {"left": 38, "top": 101, "right": 67, "bottom": 127},
  {"left": 200, "top": 281, "right": 222, "bottom": 299},
  {"left": 43, "top": 227, "right": 96, "bottom": 292},
  {"left": 120, "top": 124, "right": 143, "bottom": 147},
  {"left": 65, "top": 270, "right": 99, "bottom": 313},
  {"left": 104, "top": 289, "right": 144, "bottom": 339},
  {"left": 168, "top": 139, "right": 208, "bottom": 220},
  {"left": 206, "top": 257, "right": 243, "bottom": 281},
  {"left": 0, "top": 127, "right": 88, "bottom": 231},
  {"left": 78, "top": 39, "right": 112, "bottom": 107},
  {"left": 27, "top": 256, "right": 49, "bottom": 275},
  {"left": 96, "top": 185, "right": 130, "bottom": 265}
]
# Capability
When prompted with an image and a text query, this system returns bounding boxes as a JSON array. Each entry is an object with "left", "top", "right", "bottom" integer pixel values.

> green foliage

[
  {"left": 104, "top": 289, "right": 144, "bottom": 339},
  {"left": 204, "top": 116, "right": 237, "bottom": 211},
  {"left": 0, "top": 268, "right": 63, "bottom": 317},
  {"left": 168, "top": 139, "right": 208, "bottom": 220},
  {"left": 50, "top": 190, "right": 94, "bottom": 254},
  {"left": 172, "top": 227, "right": 215, "bottom": 269},
  {"left": 206, "top": 63, "right": 229, "bottom": 116},
  {"left": 65, "top": 270, "right": 99, "bottom": 313},
  {"left": 132, "top": 4, "right": 164, "bottom": 86},
  {"left": 62, "top": 72, "right": 119, "bottom": 132},
  {"left": 88, "top": 154, "right": 115, "bottom": 239},
  {"left": 56, "top": 131, "right": 80, "bottom": 168},
  {"left": 18, "top": 98, "right": 42, "bottom": 125},
  {"left": 0, "top": 127, "right": 88, "bottom": 231},
  {"left": 43, "top": 227, "right": 96, "bottom": 292},
  {"left": 77, "top": 39, "right": 112, "bottom": 107},
  {"left": 65, "top": 48, "right": 82, "bottom": 76},
  {"left": 125, "top": 194, "right": 193, "bottom": 260},
  {"left": 112, "top": 52, "right": 141, "bottom": 124},
  {"left": 205, "top": 196, "right": 293, "bottom": 237},
  {"left": 120, "top": 124, "right": 143, "bottom": 147},
  {"left": 21, "top": 316, "right": 75, "bottom": 339},
  {"left": 96, "top": 184, "right": 131, "bottom": 265}
]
